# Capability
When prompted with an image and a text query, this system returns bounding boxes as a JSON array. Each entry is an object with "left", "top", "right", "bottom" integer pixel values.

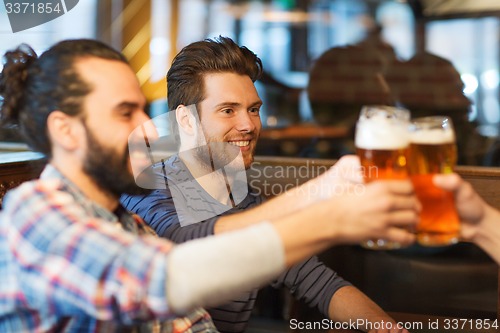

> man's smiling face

[{"left": 196, "top": 72, "right": 262, "bottom": 169}]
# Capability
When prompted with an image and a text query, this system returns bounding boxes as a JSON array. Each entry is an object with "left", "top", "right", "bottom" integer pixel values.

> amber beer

[
  {"left": 355, "top": 106, "right": 410, "bottom": 249},
  {"left": 408, "top": 117, "right": 459, "bottom": 246},
  {"left": 356, "top": 148, "right": 409, "bottom": 182}
]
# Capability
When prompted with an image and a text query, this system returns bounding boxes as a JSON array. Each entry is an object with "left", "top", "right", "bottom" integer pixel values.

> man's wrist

[{"left": 470, "top": 205, "right": 499, "bottom": 246}]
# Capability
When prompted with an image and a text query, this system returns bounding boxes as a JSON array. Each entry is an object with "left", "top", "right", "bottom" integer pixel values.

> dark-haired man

[{"left": 122, "top": 37, "right": 412, "bottom": 333}]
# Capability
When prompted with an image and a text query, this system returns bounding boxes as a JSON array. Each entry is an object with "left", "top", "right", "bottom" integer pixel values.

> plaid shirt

[{"left": 0, "top": 165, "right": 217, "bottom": 333}]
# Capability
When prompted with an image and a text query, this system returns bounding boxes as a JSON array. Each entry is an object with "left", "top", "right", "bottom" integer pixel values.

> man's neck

[
  {"left": 178, "top": 151, "right": 235, "bottom": 205},
  {"left": 50, "top": 159, "right": 119, "bottom": 212}
]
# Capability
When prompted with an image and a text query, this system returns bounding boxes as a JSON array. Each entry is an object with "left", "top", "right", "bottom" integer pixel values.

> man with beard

[
  {"left": 0, "top": 39, "right": 419, "bottom": 332},
  {"left": 121, "top": 37, "right": 411, "bottom": 333},
  {"left": 0, "top": 39, "right": 217, "bottom": 333}
]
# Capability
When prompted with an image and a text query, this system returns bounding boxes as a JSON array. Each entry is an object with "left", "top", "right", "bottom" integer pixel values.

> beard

[
  {"left": 192, "top": 133, "right": 255, "bottom": 173},
  {"left": 82, "top": 129, "right": 151, "bottom": 198},
  {"left": 194, "top": 143, "right": 235, "bottom": 170}
]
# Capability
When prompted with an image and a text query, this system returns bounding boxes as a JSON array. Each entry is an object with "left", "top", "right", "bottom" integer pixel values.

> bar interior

[{"left": 1, "top": 1, "right": 500, "bottom": 332}]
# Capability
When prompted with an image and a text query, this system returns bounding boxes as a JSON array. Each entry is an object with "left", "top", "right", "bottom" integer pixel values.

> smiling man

[{"left": 121, "top": 37, "right": 410, "bottom": 333}]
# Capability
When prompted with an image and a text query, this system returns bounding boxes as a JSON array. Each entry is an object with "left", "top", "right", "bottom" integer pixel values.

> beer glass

[
  {"left": 355, "top": 105, "right": 410, "bottom": 250},
  {"left": 408, "top": 116, "right": 459, "bottom": 246}
]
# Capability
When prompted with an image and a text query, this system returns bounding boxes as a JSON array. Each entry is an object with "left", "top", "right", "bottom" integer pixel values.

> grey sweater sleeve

[
  {"left": 271, "top": 256, "right": 352, "bottom": 318},
  {"left": 121, "top": 188, "right": 264, "bottom": 244}
]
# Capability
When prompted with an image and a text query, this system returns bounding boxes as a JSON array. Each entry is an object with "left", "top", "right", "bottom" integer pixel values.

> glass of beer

[
  {"left": 355, "top": 105, "right": 411, "bottom": 250},
  {"left": 408, "top": 116, "right": 460, "bottom": 246}
]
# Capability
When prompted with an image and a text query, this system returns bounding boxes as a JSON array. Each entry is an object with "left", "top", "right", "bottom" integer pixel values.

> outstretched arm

[
  {"left": 215, "top": 155, "right": 365, "bottom": 234},
  {"left": 124, "top": 155, "right": 365, "bottom": 240}
]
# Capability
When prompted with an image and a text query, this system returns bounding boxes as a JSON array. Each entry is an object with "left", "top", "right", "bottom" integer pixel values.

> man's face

[
  {"left": 75, "top": 58, "right": 151, "bottom": 197},
  {"left": 196, "top": 72, "right": 262, "bottom": 169}
]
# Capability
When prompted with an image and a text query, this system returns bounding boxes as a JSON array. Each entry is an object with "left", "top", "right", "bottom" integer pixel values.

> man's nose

[{"left": 235, "top": 112, "right": 256, "bottom": 133}]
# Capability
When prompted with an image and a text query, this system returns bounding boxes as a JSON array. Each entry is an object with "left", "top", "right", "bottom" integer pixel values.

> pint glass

[
  {"left": 355, "top": 105, "right": 410, "bottom": 250},
  {"left": 408, "top": 116, "right": 460, "bottom": 246}
]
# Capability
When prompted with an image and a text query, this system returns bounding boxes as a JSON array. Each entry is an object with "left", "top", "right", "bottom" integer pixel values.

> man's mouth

[{"left": 228, "top": 140, "right": 250, "bottom": 147}]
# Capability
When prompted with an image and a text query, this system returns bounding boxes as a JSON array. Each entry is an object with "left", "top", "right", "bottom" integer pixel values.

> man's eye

[
  {"left": 222, "top": 109, "right": 233, "bottom": 114},
  {"left": 249, "top": 108, "right": 260, "bottom": 114}
]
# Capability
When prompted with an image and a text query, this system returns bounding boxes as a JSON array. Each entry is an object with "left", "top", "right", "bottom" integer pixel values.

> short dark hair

[
  {"left": 0, "top": 39, "right": 128, "bottom": 157},
  {"left": 166, "top": 36, "right": 263, "bottom": 111}
]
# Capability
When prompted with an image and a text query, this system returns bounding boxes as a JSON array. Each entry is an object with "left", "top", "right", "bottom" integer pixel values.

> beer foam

[
  {"left": 410, "top": 129, "right": 455, "bottom": 144},
  {"left": 355, "top": 118, "right": 409, "bottom": 150}
]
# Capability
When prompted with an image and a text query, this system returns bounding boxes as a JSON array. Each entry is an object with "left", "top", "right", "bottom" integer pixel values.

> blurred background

[{"left": 2, "top": 0, "right": 500, "bottom": 165}]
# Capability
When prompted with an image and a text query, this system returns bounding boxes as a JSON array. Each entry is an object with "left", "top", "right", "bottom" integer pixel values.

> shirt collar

[{"left": 40, "top": 164, "right": 118, "bottom": 224}]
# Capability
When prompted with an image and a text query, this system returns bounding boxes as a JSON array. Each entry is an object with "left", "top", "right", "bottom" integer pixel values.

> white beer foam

[
  {"left": 410, "top": 129, "right": 455, "bottom": 144},
  {"left": 355, "top": 116, "right": 409, "bottom": 150}
]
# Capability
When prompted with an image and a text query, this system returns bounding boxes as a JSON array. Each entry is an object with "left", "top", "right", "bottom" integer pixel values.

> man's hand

[
  {"left": 433, "top": 173, "right": 486, "bottom": 241},
  {"left": 303, "top": 155, "right": 363, "bottom": 201},
  {"left": 433, "top": 173, "right": 500, "bottom": 264},
  {"left": 323, "top": 155, "right": 364, "bottom": 185},
  {"left": 326, "top": 179, "right": 419, "bottom": 246}
]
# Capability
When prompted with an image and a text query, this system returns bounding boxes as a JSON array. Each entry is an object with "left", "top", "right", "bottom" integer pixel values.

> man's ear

[
  {"left": 46, "top": 111, "right": 83, "bottom": 151},
  {"left": 175, "top": 104, "right": 197, "bottom": 136}
]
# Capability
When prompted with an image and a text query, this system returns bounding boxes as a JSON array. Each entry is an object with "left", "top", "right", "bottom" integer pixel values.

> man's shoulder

[
  {"left": 3, "top": 177, "right": 77, "bottom": 216},
  {"left": 5, "top": 177, "right": 65, "bottom": 202},
  {"left": 121, "top": 187, "right": 173, "bottom": 211}
]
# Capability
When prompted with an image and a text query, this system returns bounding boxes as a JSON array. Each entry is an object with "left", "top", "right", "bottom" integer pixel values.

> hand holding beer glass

[
  {"left": 355, "top": 105, "right": 410, "bottom": 250},
  {"left": 408, "top": 116, "right": 460, "bottom": 246}
]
